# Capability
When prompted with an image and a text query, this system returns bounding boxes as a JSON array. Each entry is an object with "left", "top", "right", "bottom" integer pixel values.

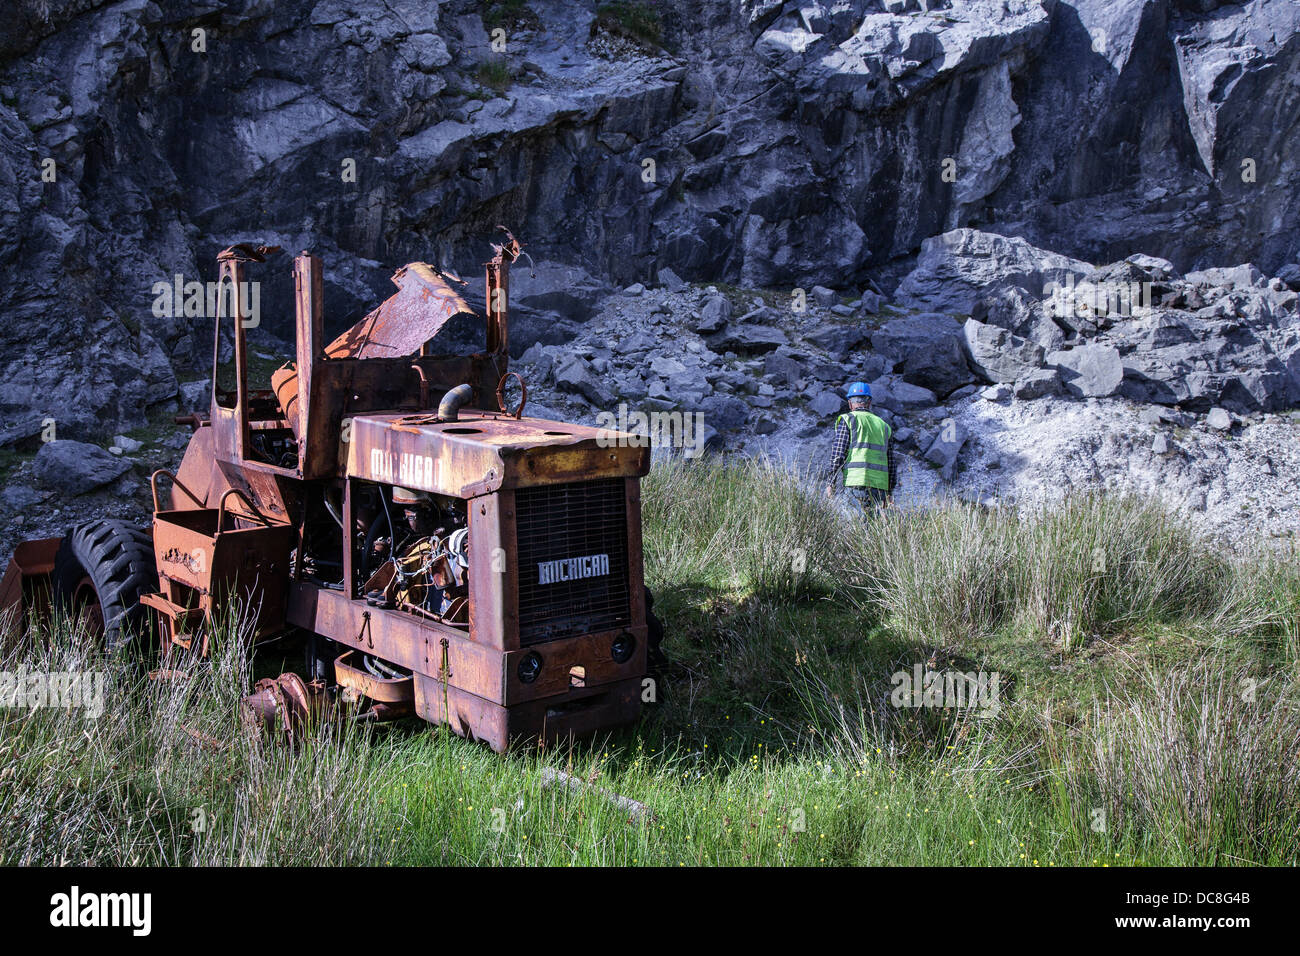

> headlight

[
  {"left": 611, "top": 632, "right": 635, "bottom": 664},
  {"left": 517, "top": 651, "right": 543, "bottom": 683}
]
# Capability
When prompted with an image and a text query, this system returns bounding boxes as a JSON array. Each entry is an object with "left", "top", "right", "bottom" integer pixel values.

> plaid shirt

[{"left": 827, "top": 412, "right": 897, "bottom": 492}]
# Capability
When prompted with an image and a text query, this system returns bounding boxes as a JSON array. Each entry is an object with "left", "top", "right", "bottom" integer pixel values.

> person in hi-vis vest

[{"left": 825, "top": 381, "right": 897, "bottom": 509}]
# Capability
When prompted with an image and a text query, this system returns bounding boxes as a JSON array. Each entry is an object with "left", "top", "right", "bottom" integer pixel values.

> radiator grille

[{"left": 515, "top": 478, "right": 630, "bottom": 645}]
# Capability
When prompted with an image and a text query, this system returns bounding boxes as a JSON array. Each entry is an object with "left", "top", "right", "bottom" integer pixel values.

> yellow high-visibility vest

[{"left": 838, "top": 410, "right": 890, "bottom": 490}]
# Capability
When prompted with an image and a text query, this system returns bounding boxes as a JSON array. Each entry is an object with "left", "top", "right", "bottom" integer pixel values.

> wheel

[{"left": 51, "top": 520, "right": 156, "bottom": 652}]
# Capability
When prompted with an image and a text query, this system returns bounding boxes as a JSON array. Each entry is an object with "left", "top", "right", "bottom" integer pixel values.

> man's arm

[{"left": 825, "top": 418, "right": 850, "bottom": 490}]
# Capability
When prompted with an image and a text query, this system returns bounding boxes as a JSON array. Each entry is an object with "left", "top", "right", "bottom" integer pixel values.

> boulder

[
  {"left": 1014, "top": 368, "right": 1064, "bottom": 400},
  {"left": 763, "top": 351, "right": 804, "bottom": 385},
  {"left": 900, "top": 333, "right": 977, "bottom": 397},
  {"left": 962, "top": 318, "right": 1046, "bottom": 383},
  {"left": 869, "top": 313, "right": 965, "bottom": 362},
  {"left": 701, "top": 393, "right": 750, "bottom": 429},
  {"left": 553, "top": 355, "right": 614, "bottom": 406},
  {"left": 697, "top": 294, "right": 731, "bottom": 334},
  {"left": 1, "top": 484, "right": 45, "bottom": 509},
  {"left": 980, "top": 383, "right": 1012, "bottom": 402},
  {"left": 1206, "top": 407, "right": 1232, "bottom": 431},
  {"left": 894, "top": 229, "right": 1091, "bottom": 315},
  {"left": 808, "top": 390, "right": 845, "bottom": 418},
  {"left": 706, "top": 324, "right": 789, "bottom": 354},
  {"left": 32, "top": 440, "right": 130, "bottom": 495},
  {"left": 806, "top": 324, "right": 870, "bottom": 361},
  {"left": 511, "top": 261, "right": 610, "bottom": 323},
  {"left": 871, "top": 313, "right": 973, "bottom": 396},
  {"left": 658, "top": 267, "right": 688, "bottom": 292},
  {"left": 870, "top": 377, "right": 937, "bottom": 413},
  {"left": 923, "top": 419, "right": 966, "bottom": 481},
  {"left": 812, "top": 285, "right": 838, "bottom": 308},
  {"left": 1047, "top": 344, "right": 1124, "bottom": 398}
]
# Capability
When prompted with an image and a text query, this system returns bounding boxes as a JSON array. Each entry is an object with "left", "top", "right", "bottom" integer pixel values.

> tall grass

[
  {"left": 2, "top": 458, "right": 1297, "bottom": 865},
  {"left": 0, "top": 607, "right": 391, "bottom": 865},
  {"left": 1053, "top": 661, "right": 1300, "bottom": 863},
  {"left": 854, "top": 493, "right": 1259, "bottom": 652},
  {"left": 642, "top": 455, "right": 855, "bottom": 601}
]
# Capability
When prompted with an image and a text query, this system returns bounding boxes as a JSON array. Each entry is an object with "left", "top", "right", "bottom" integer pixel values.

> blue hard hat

[{"left": 845, "top": 381, "right": 871, "bottom": 399}]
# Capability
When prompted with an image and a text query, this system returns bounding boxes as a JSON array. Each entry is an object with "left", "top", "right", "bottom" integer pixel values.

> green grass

[
  {"left": 594, "top": 1, "right": 663, "bottom": 49},
  {"left": 2, "top": 458, "right": 1298, "bottom": 865},
  {"left": 483, "top": 0, "right": 541, "bottom": 31},
  {"left": 475, "top": 58, "right": 513, "bottom": 94}
]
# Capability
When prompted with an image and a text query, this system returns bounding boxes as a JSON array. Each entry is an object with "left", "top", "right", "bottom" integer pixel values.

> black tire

[{"left": 51, "top": 520, "right": 156, "bottom": 652}]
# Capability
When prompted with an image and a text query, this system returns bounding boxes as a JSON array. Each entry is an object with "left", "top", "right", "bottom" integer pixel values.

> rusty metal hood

[
  {"left": 325, "top": 263, "right": 475, "bottom": 360},
  {"left": 345, "top": 410, "right": 650, "bottom": 497}
]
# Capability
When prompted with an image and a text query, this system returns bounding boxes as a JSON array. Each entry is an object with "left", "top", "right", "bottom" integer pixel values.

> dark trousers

[{"left": 847, "top": 486, "right": 889, "bottom": 516}]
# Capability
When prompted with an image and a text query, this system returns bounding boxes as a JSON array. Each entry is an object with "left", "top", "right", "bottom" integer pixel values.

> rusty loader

[{"left": 0, "top": 231, "right": 664, "bottom": 751}]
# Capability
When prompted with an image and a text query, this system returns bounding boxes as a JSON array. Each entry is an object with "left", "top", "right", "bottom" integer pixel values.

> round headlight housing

[
  {"left": 517, "top": 651, "right": 543, "bottom": 683},
  {"left": 611, "top": 632, "right": 636, "bottom": 664}
]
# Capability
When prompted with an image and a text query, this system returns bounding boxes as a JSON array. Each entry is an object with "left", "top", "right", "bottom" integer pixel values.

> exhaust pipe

[{"left": 439, "top": 383, "right": 474, "bottom": 422}]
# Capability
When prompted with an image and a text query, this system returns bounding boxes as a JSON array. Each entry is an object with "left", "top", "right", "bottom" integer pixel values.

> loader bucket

[{"left": 0, "top": 538, "right": 60, "bottom": 646}]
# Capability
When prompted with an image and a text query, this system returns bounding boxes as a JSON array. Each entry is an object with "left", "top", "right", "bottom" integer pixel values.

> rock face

[{"left": 1, "top": 0, "right": 1298, "bottom": 439}]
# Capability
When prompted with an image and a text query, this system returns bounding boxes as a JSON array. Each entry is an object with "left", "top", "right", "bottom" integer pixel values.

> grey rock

[
  {"left": 806, "top": 324, "right": 870, "bottom": 361},
  {"left": 554, "top": 355, "right": 614, "bottom": 406},
  {"left": 872, "top": 313, "right": 973, "bottom": 396},
  {"left": 948, "top": 384, "right": 980, "bottom": 402},
  {"left": 701, "top": 393, "right": 750, "bottom": 430},
  {"left": 32, "top": 440, "right": 130, "bottom": 495},
  {"left": 179, "top": 380, "right": 211, "bottom": 412},
  {"left": 1047, "top": 344, "right": 1124, "bottom": 398},
  {"left": 763, "top": 351, "right": 805, "bottom": 385},
  {"left": 980, "top": 383, "right": 1012, "bottom": 402},
  {"left": 1206, "top": 407, "right": 1232, "bottom": 431},
  {"left": 870, "top": 378, "right": 938, "bottom": 413},
  {"left": 0, "top": 415, "right": 46, "bottom": 448},
  {"left": 1276, "top": 264, "right": 1300, "bottom": 292},
  {"left": 812, "top": 286, "right": 838, "bottom": 308},
  {"left": 697, "top": 294, "right": 732, "bottom": 334},
  {"left": 808, "top": 391, "right": 845, "bottom": 418},
  {"left": 1014, "top": 368, "right": 1064, "bottom": 400},
  {"left": 624, "top": 283, "right": 646, "bottom": 296},
  {"left": 1152, "top": 432, "right": 1169, "bottom": 455},
  {"left": 1, "top": 484, "right": 45, "bottom": 509},
  {"left": 706, "top": 324, "right": 789, "bottom": 355},
  {"left": 923, "top": 419, "right": 966, "bottom": 482},
  {"left": 1185, "top": 264, "right": 1264, "bottom": 291},
  {"left": 857, "top": 291, "right": 884, "bottom": 315},
  {"left": 895, "top": 230, "right": 1091, "bottom": 315},
  {"left": 962, "top": 318, "right": 1046, "bottom": 383},
  {"left": 658, "top": 267, "right": 687, "bottom": 293}
]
